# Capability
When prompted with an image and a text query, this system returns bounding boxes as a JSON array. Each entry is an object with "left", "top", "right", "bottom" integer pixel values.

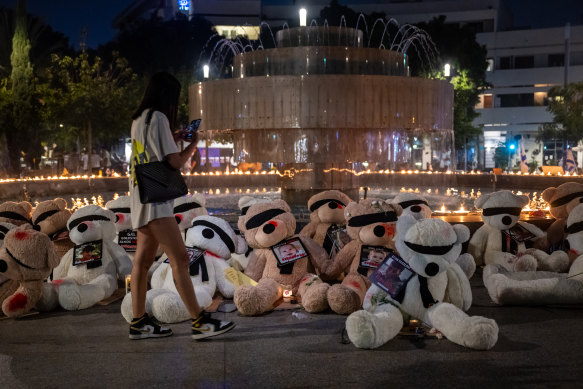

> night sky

[{"left": 0, "top": 0, "right": 580, "bottom": 50}]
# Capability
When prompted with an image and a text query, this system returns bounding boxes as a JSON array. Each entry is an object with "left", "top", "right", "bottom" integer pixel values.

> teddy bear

[
  {"left": 234, "top": 199, "right": 331, "bottom": 315},
  {"left": 0, "top": 201, "right": 32, "bottom": 226},
  {"left": 390, "top": 192, "right": 433, "bottom": 221},
  {"left": 0, "top": 224, "right": 61, "bottom": 317},
  {"left": 541, "top": 182, "right": 583, "bottom": 254},
  {"left": 228, "top": 196, "right": 270, "bottom": 272},
  {"left": 0, "top": 222, "right": 18, "bottom": 311},
  {"left": 483, "top": 202, "right": 583, "bottom": 305},
  {"left": 299, "top": 190, "right": 353, "bottom": 259},
  {"left": 346, "top": 214, "right": 499, "bottom": 350},
  {"left": 468, "top": 190, "right": 569, "bottom": 273},
  {"left": 105, "top": 195, "right": 137, "bottom": 261},
  {"left": 31, "top": 198, "right": 74, "bottom": 259},
  {"left": 46, "top": 205, "right": 133, "bottom": 311},
  {"left": 121, "top": 215, "right": 247, "bottom": 323},
  {"left": 149, "top": 194, "right": 208, "bottom": 276},
  {"left": 321, "top": 199, "right": 402, "bottom": 315}
]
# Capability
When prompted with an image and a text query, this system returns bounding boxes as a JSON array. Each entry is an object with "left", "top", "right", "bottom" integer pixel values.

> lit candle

[{"left": 125, "top": 275, "right": 131, "bottom": 294}]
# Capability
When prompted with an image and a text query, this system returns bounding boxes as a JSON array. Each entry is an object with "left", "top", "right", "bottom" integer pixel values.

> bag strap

[{"left": 142, "top": 109, "right": 155, "bottom": 148}]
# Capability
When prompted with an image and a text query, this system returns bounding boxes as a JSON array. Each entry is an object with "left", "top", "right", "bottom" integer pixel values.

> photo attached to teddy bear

[
  {"left": 324, "top": 225, "right": 352, "bottom": 258},
  {"left": 359, "top": 245, "right": 392, "bottom": 270},
  {"left": 369, "top": 252, "right": 415, "bottom": 299},
  {"left": 73, "top": 240, "right": 103, "bottom": 269},
  {"left": 118, "top": 229, "right": 137, "bottom": 252},
  {"left": 271, "top": 238, "right": 308, "bottom": 267},
  {"left": 164, "top": 247, "right": 207, "bottom": 278},
  {"left": 504, "top": 223, "right": 536, "bottom": 243}
]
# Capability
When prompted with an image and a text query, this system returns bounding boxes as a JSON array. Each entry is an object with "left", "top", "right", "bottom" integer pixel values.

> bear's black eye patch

[{"left": 482, "top": 207, "right": 521, "bottom": 216}]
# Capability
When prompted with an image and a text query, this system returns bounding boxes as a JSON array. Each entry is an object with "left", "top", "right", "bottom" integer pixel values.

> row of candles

[{"left": 1, "top": 167, "right": 580, "bottom": 183}]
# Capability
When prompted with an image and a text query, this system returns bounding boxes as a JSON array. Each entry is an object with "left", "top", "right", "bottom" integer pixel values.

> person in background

[{"left": 128, "top": 71, "right": 235, "bottom": 341}]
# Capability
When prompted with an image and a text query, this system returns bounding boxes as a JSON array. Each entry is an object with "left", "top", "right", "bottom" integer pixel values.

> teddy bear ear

[
  {"left": 452, "top": 224, "right": 470, "bottom": 244},
  {"left": 542, "top": 187, "right": 557, "bottom": 202},
  {"left": 396, "top": 214, "right": 416, "bottom": 236},
  {"left": 518, "top": 195, "right": 529, "bottom": 207},
  {"left": 234, "top": 235, "right": 248, "bottom": 255},
  {"left": 344, "top": 201, "right": 359, "bottom": 220},
  {"left": 386, "top": 202, "right": 402, "bottom": 216},
  {"left": 54, "top": 198, "right": 67, "bottom": 210},
  {"left": 191, "top": 192, "right": 206, "bottom": 207},
  {"left": 474, "top": 193, "right": 492, "bottom": 209},
  {"left": 19, "top": 201, "right": 33, "bottom": 215}
]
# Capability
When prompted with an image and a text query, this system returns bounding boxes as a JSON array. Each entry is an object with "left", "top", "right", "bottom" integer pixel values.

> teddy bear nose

[
  {"left": 263, "top": 222, "right": 276, "bottom": 234},
  {"left": 373, "top": 225, "right": 386, "bottom": 237},
  {"left": 0, "top": 260, "right": 7, "bottom": 273},
  {"left": 425, "top": 263, "right": 439, "bottom": 276},
  {"left": 202, "top": 228, "right": 214, "bottom": 239},
  {"left": 77, "top": 223, "right": 88, "bottom": 233},
  {"left": 502, "top": 216, "right": 512, "bottom": 225},
  {"left": 328, "top": 202, "right": 338, "bottom": 209},
  {"left": 410, "top": 205, "right": 422, "bottom": 213}
]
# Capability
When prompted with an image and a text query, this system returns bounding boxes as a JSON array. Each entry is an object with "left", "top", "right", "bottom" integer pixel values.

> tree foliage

[{"left": 536, "top": 81, "right": 583, "bottom": 146}]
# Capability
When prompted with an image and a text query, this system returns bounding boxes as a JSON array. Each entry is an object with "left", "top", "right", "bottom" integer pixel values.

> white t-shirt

[{"left": 129, "top": 110, "right": 179, "bottom": 229}]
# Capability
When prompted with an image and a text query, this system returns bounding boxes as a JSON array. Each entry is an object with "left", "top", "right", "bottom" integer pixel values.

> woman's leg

[
  {"left": 147, "top": 217, "right": 202, "bottom": 319},
  {"left": 131, "top": 225, "right": 159, "bottom": 318}
]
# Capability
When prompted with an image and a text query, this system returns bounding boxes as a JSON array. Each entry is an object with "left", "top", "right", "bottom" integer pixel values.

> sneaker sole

[
  {"left": 129, "top": 331, "right": 173, "bottom": 340},
  {"left": 192, "top": 323, "right": 235, "bottom": 340}
]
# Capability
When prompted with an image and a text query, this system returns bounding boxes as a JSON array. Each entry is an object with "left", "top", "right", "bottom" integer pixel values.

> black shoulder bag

[{"left": 135, "top": 109, "right": 188, "bottom": 204}]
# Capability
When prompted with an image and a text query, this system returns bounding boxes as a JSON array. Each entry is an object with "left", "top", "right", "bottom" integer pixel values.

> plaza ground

[{"left": 1, "top": 271, "right": 583, "bottom": 388}]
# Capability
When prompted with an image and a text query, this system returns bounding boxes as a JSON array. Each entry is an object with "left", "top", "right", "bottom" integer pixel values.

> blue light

[
  {"left": 509, "top": 144, "right": 515, "bottom": 150},
  {"left": 178, "top": 0, "right": 189, "bottom": 11}
]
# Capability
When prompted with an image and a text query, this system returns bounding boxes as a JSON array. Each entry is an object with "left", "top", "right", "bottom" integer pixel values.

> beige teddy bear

[
  {"left": 541, "top": 182, "right": 583, "bottom": 255},
  {"left": 0, "top": 201, "right": 32, "bottom": 226},
  {"left": 325, "top": 198, "right": 402, "bottom": 314},
  {"left": 0, "top": 224, "right": 60, "bottom": 317},
  {"left": 234, "top": 200, "right": 331, "bottom": 315},
  {"left": 300, "top": 190, "right": 353, "bottom": 259},
  {"left": 31, "top": 198, "right": 73, "bottom": 259}
]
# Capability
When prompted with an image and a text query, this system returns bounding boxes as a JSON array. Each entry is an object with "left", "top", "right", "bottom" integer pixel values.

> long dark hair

[{"left": 132, "top": 72, "right": 181, "bottom": 130}]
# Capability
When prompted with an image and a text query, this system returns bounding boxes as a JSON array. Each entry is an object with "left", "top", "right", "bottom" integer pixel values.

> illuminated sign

[{"left": 178, "top": 0, "right": 189, "bottom": 11}]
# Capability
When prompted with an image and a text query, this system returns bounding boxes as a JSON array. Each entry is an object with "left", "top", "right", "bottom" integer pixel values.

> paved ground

[{"left": 1, "top": 272, "right": 583, "bottom": 389}]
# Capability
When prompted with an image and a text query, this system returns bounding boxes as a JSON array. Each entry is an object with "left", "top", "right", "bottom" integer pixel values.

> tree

[
  {"left": 536, "top": 81, "right": 583, "bottom": 165},
  {"left": 41, "top": 52, "right": 138, "bottom": 167}
]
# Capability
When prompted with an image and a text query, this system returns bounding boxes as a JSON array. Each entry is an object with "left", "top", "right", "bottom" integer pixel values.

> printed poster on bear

[
  {"left": 271, "top": 237, "right": 308, "bottom": 267},
  {"left": 369, "top": 252, "right": 415, "bottom": 299},
  {"left": 73, "top": 240, "right": 103, "bottom": 269},
  {"left": 118, "top": 229, "right": 137, "bottom": 252},
  {"left": 325, "top": 225, "right": 352, "bottom": 258},
  {"left": 359, "top": 245, "right": 392, "bottom": 270},
  {"left": 504, "top": 223, "right": 536, "bottom": 243}
]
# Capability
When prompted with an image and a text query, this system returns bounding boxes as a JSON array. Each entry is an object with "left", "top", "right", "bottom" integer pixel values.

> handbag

[{"left": 135, "top": 109, "right": 188, "bottom": 204}]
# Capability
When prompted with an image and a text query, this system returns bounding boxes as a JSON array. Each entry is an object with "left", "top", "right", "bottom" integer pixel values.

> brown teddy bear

[
  {"left": 234, "top": 199, "right": 332, "bottom": 315},
  {"left": 31, "top": 198, "right": 74, "bottom": 259},
  {"left": 0, "top": 224, "right": 60, "bottom": 317},
  {"left": 541, "top": 182, "right": 583, "bottom": 255},
  {"left": 300, "top": 190, "right": 353, "bottom": 259},
  {"left": 0, "top": 201, "right": 32, "bottom": 226},
  {"left": 325, "top": 198, "right": 402, "bottom": 314}
]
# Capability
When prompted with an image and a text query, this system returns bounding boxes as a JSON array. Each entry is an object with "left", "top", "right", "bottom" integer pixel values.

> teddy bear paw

[
  {"left": 151, "top": 292, "right": 190, "bottom": 323},
  {"left": 301, "top": 282, "right": 330, "bottom": 313},
  {"left": 346, "top": 310, "right": 378, "bottom": 348},
  {"left": 460, "top": 316, "right": 499, "bottom": 350},
  {"left": 512, "top": 254, "right": 537, "bottom": 272},
  {"left": 58, "top": 281, "right": 82, "bottom": 311},
  {"left": 327, "top": 284, "right": 362, "bottom": 315},
  {"left": 538, "top": 250, "right": 570, "bottom": 273},
  {"left": 234, "top": 285, "right": 267, "bottom": 316}
]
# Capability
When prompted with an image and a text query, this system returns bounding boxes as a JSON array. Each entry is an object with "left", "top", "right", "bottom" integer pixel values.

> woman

[{"left": 128, "top": 72, "right": 234, "bottom": 340}]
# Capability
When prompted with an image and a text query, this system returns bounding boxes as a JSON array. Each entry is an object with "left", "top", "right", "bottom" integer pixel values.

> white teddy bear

[
  {"left": 391, "top": 193, "right": 433, "bottom": 221},
  {"left": 105, "top": 196, "right": 137, "bottom": 261},
  {"left": 469, "top": 190, "right": 569, "bottom": 272},
  {"left": 345, "top": 214, "right": 498, "bottom": 350},
  {"left": 483, "top": 203, "right": 583, "bottom": 305},
  {"left": 228, "top": 196, "right": 269, "bottom": 272},
  {"left": 149, "top": 194, "right": 208, "bottom": 276},
  {"left": 121, "top": 215, "right": 246, "bottom": 323},
  {"left": 46, "top": 205, "right": 132, "bottom": 310}
]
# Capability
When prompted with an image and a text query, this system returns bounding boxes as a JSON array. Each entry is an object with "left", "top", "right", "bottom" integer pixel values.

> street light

[
  {"left": 203, "top": 65, "right": 209, "bottom": 79},
  {"left": 444, "top": 63, "right": 451, "bottom": 78},
  {"left": 299, "top": 8, "right": 307, "bottom": 27}
]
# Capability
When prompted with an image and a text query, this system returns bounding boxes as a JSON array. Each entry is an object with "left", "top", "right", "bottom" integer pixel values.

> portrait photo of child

[
  {"left": 73, "top": 240, "right": 103, "bottom": 266},
  {"left": 272, "top": 237, "right": 308, "bottom": 266}
]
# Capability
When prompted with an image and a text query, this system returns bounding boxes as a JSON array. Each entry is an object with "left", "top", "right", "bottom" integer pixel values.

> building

[{"left": 475, "top": 25, "right": 583, "bottom": 170}]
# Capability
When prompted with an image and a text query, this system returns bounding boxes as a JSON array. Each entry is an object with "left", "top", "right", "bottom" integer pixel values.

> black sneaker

[
  {"left": 129, "top": 313, "right": 173, "bottom": 340},
  {"left": 191, "top": 311, "right": 235, "bottom": 340}
]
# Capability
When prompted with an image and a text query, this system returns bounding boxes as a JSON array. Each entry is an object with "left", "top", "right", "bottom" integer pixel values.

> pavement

[{"left": 1, "top": 271, "right": 583, "bottom": 389}]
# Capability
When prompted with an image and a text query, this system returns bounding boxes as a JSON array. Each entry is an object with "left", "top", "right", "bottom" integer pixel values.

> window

[
  {"left": 484, "top": 94, "right": 493, "bottom": 108},
  {"left": 514, "top": 56, "right": 534, "bottom": 69},
  {"left": 499, "top": 93, "right": 535, "bottom": 107},
  {"left": 499, "top": 57, "right": 512, "bottom": 69},
  {"left": 548, "top": 54, "right": 565, "bottom": 67}
]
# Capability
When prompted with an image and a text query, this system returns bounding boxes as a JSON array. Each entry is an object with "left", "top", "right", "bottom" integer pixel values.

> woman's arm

[{"left": 166, "top": 134, "right": 198, "bottom": 169}]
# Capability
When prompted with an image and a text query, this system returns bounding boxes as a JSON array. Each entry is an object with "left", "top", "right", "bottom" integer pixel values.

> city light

[
  {"left": 203, "top": 65, "right": 209, "bottom": 79},
  {"left": 299, "top": 8, "right": 307, "bottom": 27},
  {"left": 444, "top": 63, "right": 451, "bottom": 77}
]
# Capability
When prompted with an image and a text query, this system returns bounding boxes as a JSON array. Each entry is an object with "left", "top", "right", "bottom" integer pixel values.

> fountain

[{"left": 189, "top": 23, "right": 454, "bottom": 205}]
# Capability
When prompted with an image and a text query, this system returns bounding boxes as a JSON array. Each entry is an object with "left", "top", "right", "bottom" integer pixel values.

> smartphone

[{"left": 182, "top": 119, "right": 201, "bottom": 141}]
